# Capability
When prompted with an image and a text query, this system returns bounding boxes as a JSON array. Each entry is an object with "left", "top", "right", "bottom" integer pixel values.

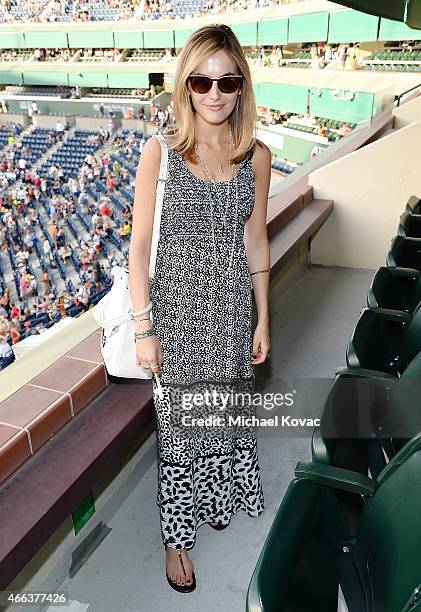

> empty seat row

[{"left": 247, "top": 194, "right": 421, "bottom": 612}]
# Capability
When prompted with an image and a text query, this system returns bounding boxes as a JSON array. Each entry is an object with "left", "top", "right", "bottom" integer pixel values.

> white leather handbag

[{"left": 93, "top": 133, "right": 168, "bottom": 397}]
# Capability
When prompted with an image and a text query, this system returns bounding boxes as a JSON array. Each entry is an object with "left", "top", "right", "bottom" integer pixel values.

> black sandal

[{"left": 165, "top": 547, "right": 196, "bottom": 593}]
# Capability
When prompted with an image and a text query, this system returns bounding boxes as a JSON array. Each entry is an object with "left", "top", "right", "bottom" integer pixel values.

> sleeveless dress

[{"left": 150, "top": 140, "right": 265, "bottom": 550}]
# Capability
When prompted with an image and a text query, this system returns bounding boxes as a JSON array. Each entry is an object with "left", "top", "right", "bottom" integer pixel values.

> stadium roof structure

[{"left": 333, "top": 0, "right": 421, "bottom": 29}]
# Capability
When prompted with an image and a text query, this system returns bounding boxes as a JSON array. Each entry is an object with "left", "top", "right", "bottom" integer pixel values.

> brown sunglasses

[{"left": 187, "top": 74, "right": 244, "bottom": 94}]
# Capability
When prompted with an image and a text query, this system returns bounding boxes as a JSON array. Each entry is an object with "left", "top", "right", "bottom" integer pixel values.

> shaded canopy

[{"left": 333, "top": 0, "right": 421, "bottom": 29}]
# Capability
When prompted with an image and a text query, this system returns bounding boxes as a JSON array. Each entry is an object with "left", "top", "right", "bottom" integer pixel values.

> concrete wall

[
  {"left": 308, "top": 118, "right": 421, "bottom": 269},
  {"left": 0, "top": 112, "right": 29, "bottom": 126},
  {"left": 393, "top": 96, "right": 421, "bottom": 129},
  {"left": 32, "top": 113, "right": 76, "bottom": 128}
]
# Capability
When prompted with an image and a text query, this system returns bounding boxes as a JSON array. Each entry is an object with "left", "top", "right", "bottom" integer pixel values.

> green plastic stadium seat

[
  {"left": 246, "top": 449, "right": 421, "bottom": 612},
  {"left": 312, "top": 352, "right": 421, "bottom": 486},
  {"left": 343, "top": 307, "right": 421, "bottom": 377},
  {"left": 399, "top": 212, "right": 421, "bottom": 238},
  {"left": 405, "top": 195, "right": 421, "bottom": 214},
  {"left": 367, "top": 266, "right": 421, "bottom": 315},
  {"left": 387, "top": 236, "right": 421, "bottom": 272}
]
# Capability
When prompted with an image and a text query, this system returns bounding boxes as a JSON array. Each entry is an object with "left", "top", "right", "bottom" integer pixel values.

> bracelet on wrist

[
  {"left": 250, "top": 269, "right": 270, "bottom": 276},
  {"left": 134, "top": 335, "right": 156, "bottom": 342},
  {"left": 134, "top": 328, "right": 156, "bottom": 341},
  {"left": 131, "top": 302, "right": 152, "bottom": 317}
]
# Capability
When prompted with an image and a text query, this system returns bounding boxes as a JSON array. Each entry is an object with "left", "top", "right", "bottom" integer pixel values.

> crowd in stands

[
  {"left": 307, "top": 43, "right": 362, "bottom": 70},
  {"left": 79, "top": 47, "right": 121, "bottom": 61},
  {"left": 20, "top": 42, "right": 366, "bottom": 74},
  {"left": 149, "top": 101, "right": 174, "bottom": 130},
  {"left": 0, "top": 121, "right": 148, "bottom": 370},
  {"left": 247, "top": 43, "right": 363, "bottom": 70},
  {"left": 0, "top": 49, "right": 33, "bottom": 61},
  {"left": 258, "top": 107, "right": 354, "bottom": 141},
  {"left": 0, "top": 0, "right": 307, "bottom": 23},
  {"left": 33, "top": 47, "right": 75, "bottom": 61}
]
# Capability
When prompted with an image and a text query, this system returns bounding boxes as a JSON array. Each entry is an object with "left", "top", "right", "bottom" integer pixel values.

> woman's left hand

[{"left": 251, "top": 320, "right": 270, "bottom": 365}]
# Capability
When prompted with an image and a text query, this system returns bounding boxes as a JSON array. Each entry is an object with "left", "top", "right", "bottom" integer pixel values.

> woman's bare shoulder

[
  {"left": 251, "top": 139, "right": 272, "bottom": 179},
  {"left": 136, "top": 136, "right": 163, "bottom": 184},
  {"left": 139, "top": 135, "right": 161, "bottom": 164}
]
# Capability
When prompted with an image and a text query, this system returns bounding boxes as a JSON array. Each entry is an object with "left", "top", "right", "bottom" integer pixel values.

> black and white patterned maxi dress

[{"left": 150, "top": 141, "right": 265, "bottom": 550}]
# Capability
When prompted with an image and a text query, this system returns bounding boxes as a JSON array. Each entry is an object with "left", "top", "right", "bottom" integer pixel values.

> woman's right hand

[{"left": 135, "top": 334, "right": 163, "bottom": 375}]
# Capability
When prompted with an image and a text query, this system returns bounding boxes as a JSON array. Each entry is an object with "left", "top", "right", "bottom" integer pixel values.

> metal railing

[{"left": 395, "top": 83, "right": 421, "bottom": 107}]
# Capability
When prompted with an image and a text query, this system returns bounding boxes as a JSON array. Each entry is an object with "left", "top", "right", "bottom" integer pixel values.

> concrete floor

[{"left": 51, "top": 265, "right": 375, "bottom": 612}]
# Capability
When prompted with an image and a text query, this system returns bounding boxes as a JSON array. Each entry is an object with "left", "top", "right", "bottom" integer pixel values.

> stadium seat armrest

[
  {"left": 295, "top": 461, "right": 376, "bottom": 496},
  {"left": 369, "top": 310, "right": 411, "bottom": 323},
  {"left": 367, "top": 304, "right": 412, "bottom": 323},
  {"left": 335, "top": 366, "right": 397, "bottom": 379},
  {"left": 366, "top": 287, "right": 378, "bottom": 309},
  {"left": 388, "top": 267, "right": 420, "bottom": 279},
  {"left": 311, "top": 426, "right": 331, "bottom": 464},
  {"left": 364, "top": 306, "right": 412, "bottom": 320}
]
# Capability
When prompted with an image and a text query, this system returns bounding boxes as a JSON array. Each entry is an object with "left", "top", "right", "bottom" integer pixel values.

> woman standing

[{"left": 128, "top": 24, "right": 271, "bottom": 593}]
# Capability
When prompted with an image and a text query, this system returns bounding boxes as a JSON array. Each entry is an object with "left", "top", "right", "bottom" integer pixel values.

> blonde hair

[{"left": 164, "top": 23, "right": 257, "bottom": 164}]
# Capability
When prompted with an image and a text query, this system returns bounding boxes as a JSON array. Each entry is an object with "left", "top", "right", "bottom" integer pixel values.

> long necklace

[
  {"left": 195, "top": 132, "right": 239, "bottom": 275},
  {"left": 195, "top": 126, "right": 234, "bottom": 231},
  {"left": 203, "top": 139, "right": 229, "bottom": 174}
]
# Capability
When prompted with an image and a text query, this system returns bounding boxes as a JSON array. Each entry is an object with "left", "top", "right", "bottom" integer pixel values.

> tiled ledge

[
  {"left": 0, "top": 308, "right": 101, "bottom": 403},
  {"left": 0, "top": 314, "right": 110, "bottom": 487}
]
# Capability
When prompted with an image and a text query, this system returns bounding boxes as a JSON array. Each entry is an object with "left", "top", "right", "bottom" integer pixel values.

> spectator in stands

[
  {"left": 43, "top": 237, "right": 53, "bottom": 265},
  {"left": 48, "top": 197, "right": 56, "bottom": 218},
  {"left": 40, "top": 268, "right": 51, "bottom": 294},
  {"left": 106, "top": 173, "right": 115, "bottom": 192},
  {"left": 55, "top": 119, "right": 65, "bottom": 138},
  {"left": 93, "top": 259, "right": 103, "bottom": 290},
  {"left": 338, "top": 123, "right": 352, "bottom": 136},
  {"left": 99, "top": 198, "right": 112, "bottom": 218},
  {"left": 93, "top": 229, "right": 102, "bottom": 254},
  {"left": 23, "top": 320, "right": 37, "bottom": 336},
  {"left": 40, "top": 176, "right": 48, "bottom": 196},
  {"left": 112, "top": 158, "right": 120, "bottom": 176},
  {"left": 8, "top": 321, "right": 20, "bottom": 344},
  {"left": 56, "top": 226, "right": 65, "bottom": 248},
  {"left": 58, "top": 243, "right": 72, "bottom": 264},
  {"left": 118, "top": 219, "right": 131, "bottom": 239},
  {"left": 0, "top": 334, "right": 15, "bottom": 370},
  {"left": 29, "top": 275, "right": 38, "bottom": 297},
  {"left": 0, "top": 288, "right": 11, "bottom": 317},
  {"left": 101, "top": 153, "right": 110, "bottom": 170},
  {"left": 9, "top": 303, "right": 19, "bottom": 319},
  {"left": 75, "top": 282, "right": 90, "bottom": 311},
  {"left": 57, "top": 295, "right": 66, "bottom": 318},
  {"left": 123, "top": 204, "right": 132, "bottom": 221},
  {"left": 338, "top": 44, "right": 347, "bottom": 70},
  {"left": 48, "top": 221, "right": 58, "bottom": 247},
  {"left": 19, "top": 273, "right": 28, "bottom": 301},
  {"left": 345, "top": 44, "right": 356, "bottom": 70},
  {"left": 91, "top": 210, "right": 100, "bottom": 229},
  {"left": 318, "top": 124, "right": 327, "bottom": 137}
]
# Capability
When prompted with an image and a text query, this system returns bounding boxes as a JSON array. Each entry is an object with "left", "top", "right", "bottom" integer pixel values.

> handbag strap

[
  {"left": 95, "top": 300, "right": 152, "bottom": 329},
  {"left": 149, "top": 134, "right": 168, "bottom": 279}
]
